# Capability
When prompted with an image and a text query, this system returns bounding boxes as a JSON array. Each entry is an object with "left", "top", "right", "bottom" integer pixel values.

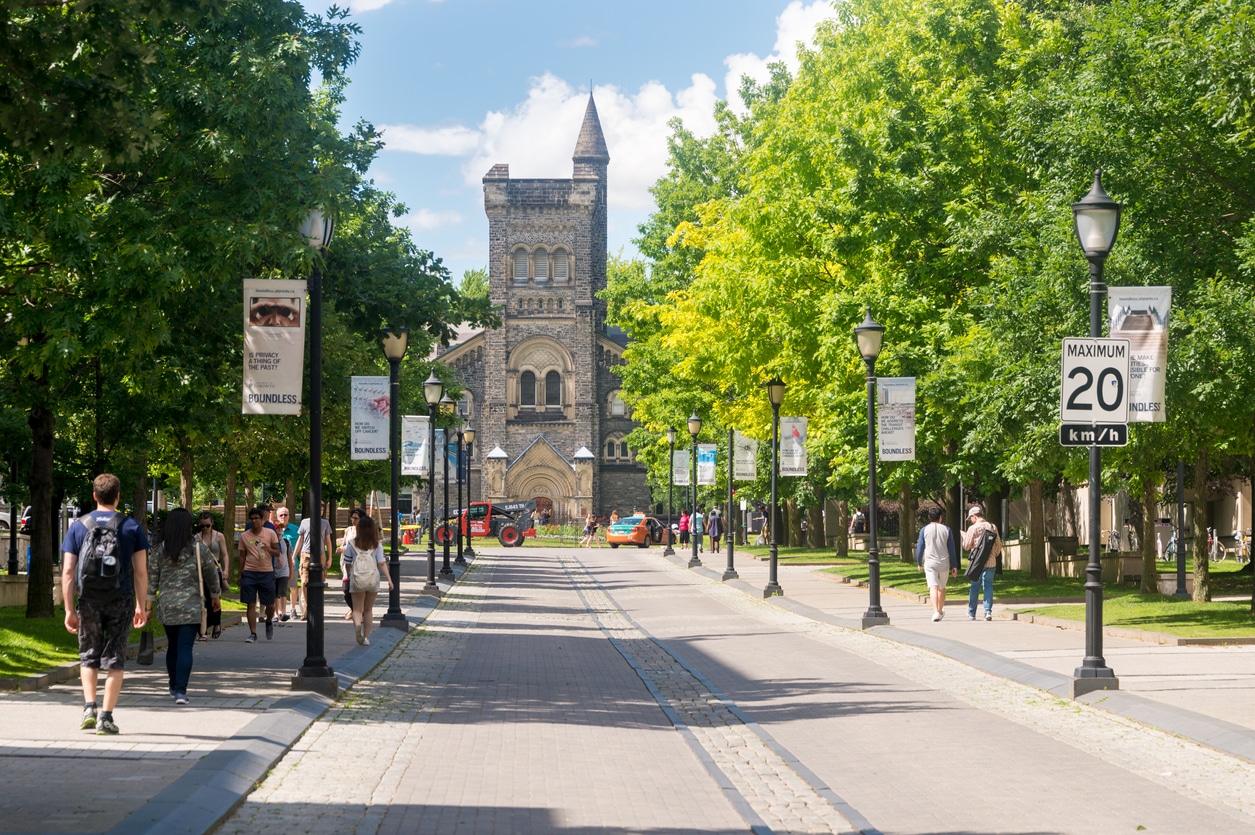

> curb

[{"left": 103, "top": 560, "right": 471, "bottom": 835}]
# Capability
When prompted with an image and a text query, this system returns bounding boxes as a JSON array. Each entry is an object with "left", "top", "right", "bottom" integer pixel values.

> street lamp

[
  {"left": 1071, "top": 169, "right": 1121, "bottom": 696},
  {"left": 764, "top": 379, "right": 785, "bottom": 597},
  {"left": 458, "top": 422, "right": 476, "bottom": 562},
  {"left": 664, "top": 427, "right": 677, "bottom": 557},
  {"left": 688, "top": 412, "right": 702, "bottom": 568},
  {"left": 464, "top": 424, "right": 476, "bottom": 560},
  {"left": 854, "top": 311, "right": 888, "bottom": 627},
  {"left": 723, "top": 426, "right": 738, "bottom": 581},
  {"left": 421, "top": 371, "right": 444, "bottom": 596},
  {"left": 379, "top": 327, "right": 409, "bottom": 631},
  {"left": 439, "top": 393, "right": 456, "bottom": 578},
  {"left": 294, "top": 207, "right": 338, "bottom": 695}
]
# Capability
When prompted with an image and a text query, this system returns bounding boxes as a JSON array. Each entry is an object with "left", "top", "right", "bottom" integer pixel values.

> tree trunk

[
  {"left": 26, "top": 403, "right": 56, "bottom": 618},
  {"left": 180, "top": 448, "right": 194, "bottom": 509},
  {"left": 807, "top": 482, "right": 825, "bottom": 549},
  {"left": 835, "top": 499, "right": 849, "bottom": 557},
  {"left": 945, "top": 482, "right": 961, "bottom": 553},
  {"left": 223, "top": 459, "right": 238, "bottom": 571},
  {"left": 131, "top": 454, "right": 148, "bottom": 532},
  {"left": 1141, "top": 480, "right": 1159, "bottom": 594},
  {"left": 786, "top": 499, "right": 802, "bottom": 548},
  {"left": 986, "top": 484, "right": 1005, "bottom": 572},
  {"left": 1193, "top": 450, "right": 1211, "bottom": 602},
  {"left": 898, "top": 481, "right": 916, "bottom": 563},
  {"left": 1059, "top": 478, "right": 1078, "bottom": 537},
  {"left": 1029, "top": 478, "right": 1047, "bottom": 580},
  {"left": 244, "top": 480, "right": 255, "bottom": 511}
]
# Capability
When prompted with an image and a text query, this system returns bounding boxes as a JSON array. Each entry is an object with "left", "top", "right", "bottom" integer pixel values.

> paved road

[{"left": 217, "top": 545, "right": 1254, "bottom": 834}]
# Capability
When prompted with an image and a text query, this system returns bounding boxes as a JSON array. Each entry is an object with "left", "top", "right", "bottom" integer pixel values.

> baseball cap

[{"left": 967, "top": 506, "right": 983, "bottom": 519}]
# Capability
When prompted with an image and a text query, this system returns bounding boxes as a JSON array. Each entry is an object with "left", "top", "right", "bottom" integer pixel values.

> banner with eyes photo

[{"left": 242, "top": 279, "right": 307, "bottom": 414}]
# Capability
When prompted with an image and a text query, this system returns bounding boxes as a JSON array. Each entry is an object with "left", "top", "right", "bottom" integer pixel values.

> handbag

[
  {"left": 137, "top": 629, "right": 155, "bottom": 665},
  {"left": 195, "top": 541, "right": 208, "bottom": 636}
]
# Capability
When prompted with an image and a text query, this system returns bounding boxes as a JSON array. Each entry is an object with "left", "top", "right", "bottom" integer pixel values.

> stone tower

[{"left": 436, "top": 94, "right": 651, "bottom": 523}]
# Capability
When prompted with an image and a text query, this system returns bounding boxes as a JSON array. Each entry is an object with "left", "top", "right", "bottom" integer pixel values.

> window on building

[
  {"left": 517, "top": 299, "right": 524, "bottom": 312},
  {"left": 605, "top": 440, "right": 617, "bottom": 458},
  {"left": 513, "top": 249, "right": 529, "bottom": 283},
  {"left": 553, "top": 248, "right": 569, "bottom": 282},
  {"left": 534, "top": 248, "right": 548, "bottom": 283},
  {"left": 520, "top": 371, "right": 536, "bottom": 406},
  {"left": 544, "top": 370, "right": 561, "bottom": 406},
  {"left": 620, "top": 441, "right": 630, "bottom": 459},
  {"left": 610, "top": 392, "right": 626, "bottom": 417},
  {"left": 557, "top": 299, "right": 564, "bottom": 311}
]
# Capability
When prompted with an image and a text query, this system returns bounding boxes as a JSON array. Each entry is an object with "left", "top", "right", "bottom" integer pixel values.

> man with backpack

[
  {"left": 60, "top": 473, "right": 150, "bottom": 735},
  {"left": 962, "top": 505, "right": 1002, "bottom": 621}
]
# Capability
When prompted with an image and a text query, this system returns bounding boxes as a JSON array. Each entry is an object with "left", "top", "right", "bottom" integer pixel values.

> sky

[{"left": 300, "top": 0, "right": 837, "bottom": 283}]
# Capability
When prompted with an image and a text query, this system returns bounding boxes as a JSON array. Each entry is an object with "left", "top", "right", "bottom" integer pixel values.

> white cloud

[
  {"left": 379, "top": 124, "right": 480, "bottom": 155},
  {"left": 566, "top": 35, "right": 597, "bottom": 47},
  {"left": 345, "top": 0, "right": 439, "bottom": 11},
  {"left": 400, "top": 208, "right": 464, "bottom": 231},
  {"left": 723, "top": 0, "right": 834, "bottom": 112}
]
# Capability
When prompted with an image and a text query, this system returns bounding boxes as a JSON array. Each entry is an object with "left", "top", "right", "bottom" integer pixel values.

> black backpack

[
  {"left": 77, "top": 514, "right": 127, "bottom": 601},
  {"left": 964, "top": 527, "right": 998, "bottom": 581}
]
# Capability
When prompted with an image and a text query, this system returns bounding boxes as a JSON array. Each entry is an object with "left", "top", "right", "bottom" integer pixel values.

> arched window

[
  {"left": 520, "top": 371, "right": 536, "bottom": 406},
  {"left": 553, "top": 248, "right": 569, "bottom": 282},
  {"left": 605, "top": 439, "right": 617, "bottom": 458},
  {"left": 534, "top": 248, "right": 549, "bottom": 284},
  {"left": 609, "top": 391, "right": 626, "bottom": 417},
  {"left": 557, "top": 299, "right": 564, "bottom": 311},
  {"left": 544, "top": 370, "right": 561, "bottom": 406},
  {"left": 517, "top": 299, "right": 524, "bottom": 312},
  {"left": 513, "top": 249, "right": 529, "bottom": 283},
  {"left": 620, "top": 441, "right": 630, "bottom": 458}
]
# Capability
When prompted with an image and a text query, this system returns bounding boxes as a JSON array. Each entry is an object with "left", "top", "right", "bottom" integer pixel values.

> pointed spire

[{"left": 572, "top": 93, "right": 610, "bottom": 165}]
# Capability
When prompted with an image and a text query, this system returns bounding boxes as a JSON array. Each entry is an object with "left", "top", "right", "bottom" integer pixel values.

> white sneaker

[
  {"left": 362, "top": 636, "right": 370, "bottom": 646},
  {"left": 931, "top": 612, "right": 941, "bottom": 622},
  {"left": 938, "top": 610, "right": 945, "bottom": 621}
]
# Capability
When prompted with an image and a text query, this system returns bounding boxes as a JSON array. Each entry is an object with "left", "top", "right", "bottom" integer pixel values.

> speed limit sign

[{"left": 1060, "top": 338, "right": 1130, "bottom": 423}]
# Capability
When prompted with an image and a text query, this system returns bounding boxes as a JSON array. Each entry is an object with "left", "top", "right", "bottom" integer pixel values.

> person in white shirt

[{"left": 915, "top": 505, "right": 958, "bottom": 622}]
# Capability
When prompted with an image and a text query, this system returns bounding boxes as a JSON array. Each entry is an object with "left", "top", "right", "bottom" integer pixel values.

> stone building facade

[{"left": 436, "top": 95, "right": 651, "bottom": 523}]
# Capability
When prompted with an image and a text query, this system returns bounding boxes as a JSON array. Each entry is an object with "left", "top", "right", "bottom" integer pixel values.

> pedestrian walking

[
  {"left": 850, "top": 508, "right": 867, "bottom": 535},
  {"left": 146, "top": 508, "right": 221, "bottom": 705},
  {"left": 962, "top": 505, "right": 1002, "bottom": 621},
  {"left": 271, "top": 512, "right": 294, "bottom": 622},
  {"left": 692, "top": 507, "right": 705, "bottom": 553},
  {"left": 343, "top": 515, "right": 394, "bottom": 646},
  {"left": 915, "top": 506, "right": 958, "bottom": 622},
  {"left": 59, "top": 473, "right": 150, "bottom": 735},
  {"left": 196, "top": 511, "right": 229, "bottom": 639},
  {"left": 708, "top": 507, "right": 723, "bottom": 552},
  {"left": 338, "top": 508, "right": 363, "bottom": 618},
  {"left": 275, "top": 507, "right": 301, "bottom": 619},
  {"left": 238, "top": 505, "right": 279, "bottom": 642},
  {"left": 678, "top": 511, "right": 690, "bottom": 546},
  {"left": 293, "top": 502, "right": 333, "bottom": 620},
  {"left": 579, "top": 511, "right": 597, "bottom": 547}
]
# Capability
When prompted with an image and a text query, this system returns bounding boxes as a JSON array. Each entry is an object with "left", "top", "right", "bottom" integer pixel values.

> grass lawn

[
  {"left": 819, "top": 558, "right": 1108, "bottom": 599},
  {"left": 1018, "top": 594, "right": 1255, "bottom": 638},
  {"left": 0, "top": 605, "right": 116, "bottom": 679}
]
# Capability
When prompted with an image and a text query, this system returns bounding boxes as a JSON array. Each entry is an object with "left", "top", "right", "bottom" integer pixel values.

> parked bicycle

[
  {"left": 1234, "top": 529, "right": 1252, "bottom": 564},
  {"left": 1208, "top": 527, "right": 1228, "bottom": 562},
  {"left": 1103, "top": 529, "right": 1121, "bottom": 552}
]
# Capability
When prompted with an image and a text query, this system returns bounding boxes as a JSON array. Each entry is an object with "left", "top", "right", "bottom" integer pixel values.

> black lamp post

[
  {"left": 380, "top": 327, "right": 409, "bottom": 631},
  {"left": 7, "top": 460, "right": 17, "bottom": 575},
  {"left": 421, "top": 371, "right": 444, "bottom": 597},
  {"left": 294, "top": 207, "right": 338, "bottom": 695},
  {"left": 464, "top": 424, "right": 476, "bottom": 560},
  {"left": 439, "top": 394, "right": 455, "bottom": 578},
  {"left": 457, "top": 423, "right": 475, "bottom": 563},
  {"left": 664, "top": 427, "right": 677, "bottom": 557},
  {"left": 688, "top": 412, "right": 702, "bottom": 568},
  {"left": 1175, "top": 460, "right": 1187, "bottom": 597},
  {"left": 764, "top": 379, "right": 785, "bottom": 597},
  {"left": 1071, "top": 169, "right": 1122, "bottom": 696},
  {"left": 723, "top": 426, "right": 738, "bottom": 581},
  {"left": 854, "top": 312, "right": 888, "bottom": 627}
]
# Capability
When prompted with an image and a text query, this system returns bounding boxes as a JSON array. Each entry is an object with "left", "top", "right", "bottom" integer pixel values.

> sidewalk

[
  {"left": 0, "top": 552, "right": 463, "bottom": 835},
  {"left": 694, "top": 548, "right": 1255, "bottom": 758}
]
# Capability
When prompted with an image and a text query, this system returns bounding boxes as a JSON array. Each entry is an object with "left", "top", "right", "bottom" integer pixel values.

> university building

[{"left": 436, "top": 95, "right": 652, "bottom": 523}]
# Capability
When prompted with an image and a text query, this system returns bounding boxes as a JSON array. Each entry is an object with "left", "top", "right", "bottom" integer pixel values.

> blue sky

[{"left": 302, "top": 0, "right": 836, "bottom": 282}]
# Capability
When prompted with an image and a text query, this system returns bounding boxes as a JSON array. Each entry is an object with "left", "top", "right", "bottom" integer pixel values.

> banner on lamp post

[
  {"left": 350, "top": 376, "right": 390, "bottom": 460},
  {"left": 780, "top": 417, "right": 808, "bottom": 476},
  {"left": 877, "top": 377, "right": 917, "bottom": 461},
  {"left": 697, "top": 444, "right": 717, "bottom": 486},
  {"left": 1108, "top": 286, "right": 1171, "bottom": 422},
  {"left": 673, "top": 450, "right": 690, "bottom": 486},
  {"left": 733, "top": 432, "right": 758, "bottom": 481},
  {"left": 242, "top": 279, "right": 307, "bottom": 414},
  {"left": 401, "top": 415, "right": 430, "bottom": 477}
]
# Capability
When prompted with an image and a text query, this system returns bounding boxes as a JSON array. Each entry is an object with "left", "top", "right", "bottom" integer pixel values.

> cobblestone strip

[
  {"left": 558, "top": 550, "right": 863, "bottom": 835},
  {"left": 215, "top": 563, "right": 492, "bottom": 835},
  {"left": 668, "top": 558, "right": 1255, "bottom": 826}
]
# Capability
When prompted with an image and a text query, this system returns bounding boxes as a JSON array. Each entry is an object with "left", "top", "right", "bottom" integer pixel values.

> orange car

[{"left": 606, "top": 515, "right": 668, "bottom": 548}]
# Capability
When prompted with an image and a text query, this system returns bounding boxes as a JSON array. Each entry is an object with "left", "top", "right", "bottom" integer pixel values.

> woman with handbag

[
  {"left": 342, "top": 515, "right": 393, "bottom": 646},
  {"left": 147, "top": 508, "right": 221, "bottom": 704},
  {"left": 196, "top": 511, "right": 229, "bottom": 639}
]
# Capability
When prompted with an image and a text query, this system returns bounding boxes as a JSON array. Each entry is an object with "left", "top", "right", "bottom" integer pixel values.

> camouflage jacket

[{"left": 148, "top": 540, "right": 221, "bottom": 626}]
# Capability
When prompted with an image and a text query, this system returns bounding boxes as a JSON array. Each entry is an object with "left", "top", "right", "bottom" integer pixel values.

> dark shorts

[
  {"left": 77, "top": 594, "right": 133, "bottom": 670},
  {"left": 273, "top": 575, "right": 290, "bottom": 596},
  {"left": 239, "top": 570, "right": 276, "bottom": 606}
]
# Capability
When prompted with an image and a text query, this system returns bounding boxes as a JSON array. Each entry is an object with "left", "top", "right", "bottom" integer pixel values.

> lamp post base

[
  {"left": 463, "top": 545, "right": 476, "bottom": 558},
  {"left": 662, "top": 545, "right": 675, "bottom": 557},
  {"left": 419, "top": 581, "right": 442, "bottom": 597},
  {"left": 292, "top": 668, "right": 338, "bottom": 696},
  {"left": 722, "top": 568, "right": 739, "bottom": 581},
  {"left": 687, "top": 555, "right": 702, "bottom": 568},
  {"left": 1071, "top": 668, "right": 1119, "bottom": 698},
  {"left": 379, "top": 612, "right": 409, "bottom": 631},
  {"left": 762, "top": 582, "right": 783, "bottom": 598},
  {"left": 438, "top": 567, "right": 455, "bottom": 579},
  {"left": 860, "top": 612, "right": 890, "bottom": 629},
  {"left": 454, "top": 555, "right": 467, "bottom": 566}
]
